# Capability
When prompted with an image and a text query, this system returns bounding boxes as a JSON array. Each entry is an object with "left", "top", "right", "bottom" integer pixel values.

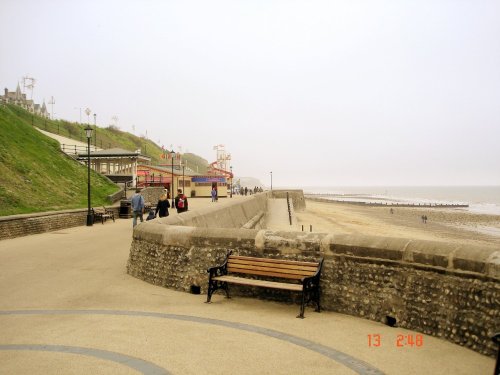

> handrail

[{"left": 286, "top": 192, "right": 292, "bottom": 225}]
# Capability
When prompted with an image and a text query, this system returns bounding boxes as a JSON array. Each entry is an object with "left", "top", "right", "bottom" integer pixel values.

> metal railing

[
  {"left": 286, "top": 192, "right": 292, "bottom": 225},
  {"left": 60, "top": 144, "right": 99, "bottom": 154}
]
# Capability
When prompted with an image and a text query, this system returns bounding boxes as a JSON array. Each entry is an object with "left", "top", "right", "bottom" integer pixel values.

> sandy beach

[{"left": 296, "top": 198, "right": 500, "bottom": 247}]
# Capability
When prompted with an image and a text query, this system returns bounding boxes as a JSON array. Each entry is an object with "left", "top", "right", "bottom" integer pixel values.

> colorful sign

[{"left": 192, "top": 177, "right": 226, "bottom": 183}]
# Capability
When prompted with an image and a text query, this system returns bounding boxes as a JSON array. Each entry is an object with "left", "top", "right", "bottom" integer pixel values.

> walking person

[
  {"left": 155, "top": 193, "right": 171, "bottom": 218},
  {"left": 175, "top": 189, "right": 189, "bottom": 213},
  {"left": 211, "top": 187, "right": 217, "bottom": 202},
  {"left": 131, "top": 188, "right": 145, "bottom": 227}
]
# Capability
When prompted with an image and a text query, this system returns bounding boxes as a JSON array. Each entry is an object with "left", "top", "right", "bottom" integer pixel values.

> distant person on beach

[
  {"left": 244, "top": 187, "right": 248, "bottom": 196},
  {"left": 131, "top": 188, "right": 145, "bottom": 227},
  {"left": 390, "top": 208, "right": 394, "bottom": 214},
  {"left": 424, "top": 215, "right": 428, "bottom": 224},
  {"left": 175, "top": 189, "right": 188, "bottom": 213},
  {"left": 155, "top": 193, "right": 170, "bottom": 217},
  {"left": 211, "top": 187, "right": 217, "bottom": 202}
]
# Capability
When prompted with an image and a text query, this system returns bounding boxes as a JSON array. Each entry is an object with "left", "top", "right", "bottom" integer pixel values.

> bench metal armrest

[
  {"left": 207, "top": 250, "right": 232, "bottom": 278},
  {"left": 300, "top": 257, "right": 324, "bottom": 288}
]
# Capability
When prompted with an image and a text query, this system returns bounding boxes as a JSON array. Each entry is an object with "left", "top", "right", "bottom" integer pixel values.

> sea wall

[
  {"left": 157, "top": 191, "right": 268, "bottom": 229},
  {"left": 272, "top": 189, "right": 306, "bottom": 210},
  {"left": 127, "top": 192, "right": 499, "bottom": 357}
]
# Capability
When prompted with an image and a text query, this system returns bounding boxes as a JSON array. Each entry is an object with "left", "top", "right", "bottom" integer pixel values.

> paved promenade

[{"left": 0, "top": 197, "right": 495, "bottom": 374}]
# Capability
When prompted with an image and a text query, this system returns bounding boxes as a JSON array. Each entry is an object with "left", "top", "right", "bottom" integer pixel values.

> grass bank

[{"left": 0, "top": 105, "right": 119, "bottom": 216}]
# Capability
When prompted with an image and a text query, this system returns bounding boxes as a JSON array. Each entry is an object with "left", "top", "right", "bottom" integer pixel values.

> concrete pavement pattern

[{"left": 0, "top": 199, "right": 495, "bottom": 374}]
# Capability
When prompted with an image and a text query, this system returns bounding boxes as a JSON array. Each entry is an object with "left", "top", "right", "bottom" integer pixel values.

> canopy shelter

[{"left": 77, "top": 148, "right": 151, "bottom": 187}]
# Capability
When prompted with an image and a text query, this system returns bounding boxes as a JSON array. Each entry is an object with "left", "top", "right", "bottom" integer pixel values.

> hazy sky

[{"left": 1, "top": 0, "right": 499, "bottom": 187}]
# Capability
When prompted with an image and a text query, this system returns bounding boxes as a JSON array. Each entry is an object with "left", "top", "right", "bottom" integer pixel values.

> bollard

[
  {"left": 301, "top": 225, "right": 304, "bottom": 232},
  {"left": 310, "top": 225, "right": 312, "bottom": 232}
]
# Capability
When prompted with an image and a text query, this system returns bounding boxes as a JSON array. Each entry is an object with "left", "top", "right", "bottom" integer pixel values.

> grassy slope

[
  {"left": 0, "top": 105, "right": 119, "bottom": 216},
  {"left": 8, "top": 104, "right": 165, "bottom": 163},
  {"left": 8, "top": 105, "right": 209, "bottom": 173}
]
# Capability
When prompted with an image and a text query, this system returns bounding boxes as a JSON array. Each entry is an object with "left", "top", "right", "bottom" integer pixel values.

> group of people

[
  {"left": 235, "top": 186, "right": 263, "bottom": 196},
  {"left": 131, "top": 188, "right": 189, "bottom": 227}
]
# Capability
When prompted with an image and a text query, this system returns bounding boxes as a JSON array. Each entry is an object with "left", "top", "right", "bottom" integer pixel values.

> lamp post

[
  {"left": 181, "top": 161, "right": 185, "bottom": 194},
  {"left": 270, "top": 171, "right": 273, "bottom": 191},
  {"left": 93, "top": 114, "right": 97, "bottom": 147},
  {"left": 85, "top": 125, "right": 94, "bottom": 226},
  {"left": 170, "top": 150, "right": 176, "bottom": 207},
  {"left": 230, "top": 166, "right": 233, "bottom": 198}
]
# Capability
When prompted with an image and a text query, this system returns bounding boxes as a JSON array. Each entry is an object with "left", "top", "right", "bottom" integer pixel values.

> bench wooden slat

[
  {"left": 228, "top": 264, "right": 316, "bottom": 277},
  {"left": 228, "top": 258, "right": 318, "bottom": 273},
  {"left": 213, "top": 275, "right": 303, "bottom": 291},
  {"left": 226, "top": 267, "right": 310, "bottom": 280},
  {"left": 229, "top": 255, "right": 319, "bottom": 267}
]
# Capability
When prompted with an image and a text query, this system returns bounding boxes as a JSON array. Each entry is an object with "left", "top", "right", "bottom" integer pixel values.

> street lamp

[
  {"left": 230, "top": 166, "right": 233, "bottom": 198},
  {"left": 93, "top": 114, "right": 97, "bottom": 147},
  {"left": 270, "top": 171, "right": 273, "bottom": 191},
  {"left": 181, "top": 161, "right": 185, "bottom": 194},
  {"left": 170, "top": 150, "right": 176, "bottom": 207},
  {"left": 85, "top": 125, "right": 94, "bottom": 226}
]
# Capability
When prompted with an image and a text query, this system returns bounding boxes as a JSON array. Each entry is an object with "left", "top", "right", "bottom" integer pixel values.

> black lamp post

[
  {"left": 85, "top": 125, "right": 94, "bottom": 226},
  {"left": 270, "top": 171, "right": 273, "bottom": 191},
  {"left": 181, "top": 161, "right": 185, "bottom": 194},
  {"left": 170, "top": 150, "right": 176, "bottom": 207},
  {"left": 230, "top": 166, "right": 233, "bottom": 198},
  {"left": 93, "top": 113, "right": 97, "bottom": 147}
]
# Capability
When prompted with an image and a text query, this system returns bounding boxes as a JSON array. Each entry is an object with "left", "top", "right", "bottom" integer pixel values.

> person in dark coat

[
  {"left": 174, "top": 189, "right": 189, "bottom": 213},
  {"left": 155, "top": 193, "right": 171, "bottom": 217}
]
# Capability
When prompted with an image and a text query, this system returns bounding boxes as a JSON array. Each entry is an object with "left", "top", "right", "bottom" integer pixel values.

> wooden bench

[
  {"left": 206, "top": 252, "right": 323, "bottom": 318},
  {"left": 92, "top": 206, "right": 115, "bottom": 224}
]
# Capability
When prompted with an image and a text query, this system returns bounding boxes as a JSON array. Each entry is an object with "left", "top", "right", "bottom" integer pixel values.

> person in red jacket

[{"left": 174, "top": 189, "right": 188, "bottom": 213}]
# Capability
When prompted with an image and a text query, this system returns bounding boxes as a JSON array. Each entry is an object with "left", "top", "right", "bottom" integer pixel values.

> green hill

[
  {"left": 0, "top": 105, "right": 119, "bottom": 216},
  {"left": 6, "top": 105, "right": 209, "bottom": 173}
]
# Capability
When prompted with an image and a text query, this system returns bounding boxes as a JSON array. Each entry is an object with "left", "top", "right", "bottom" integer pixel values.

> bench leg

[
  {"left": 206, "top": 280, "right": 230, "bottom": 303},
  {"left": 206, "top": 278, "right": 217, "bottom": 303},
  {"left": 297, "top": 292, "right": 306, "bottom": 319},
  {"left": 224, "top": 283, "right": 231, "bottom": 299},
  {"left": 314, "top": 286, "right": 321, "bottom": 313}
]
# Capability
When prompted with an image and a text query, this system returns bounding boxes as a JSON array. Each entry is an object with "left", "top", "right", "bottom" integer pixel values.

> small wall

[
  {"left": 0, "top": 209, "right": 88, "bottom": 240},
  {"left": 140, "top": 187, "right": 167, "bottom": 205},
  {"left": 107, "top": 188, "right": 125, "bottom": 203},
  {"left": 0, "top": 206, "right": 120, "bottom": 240},
  {"left": 127, "top": 190, "right": 499, "bottom": 357}
]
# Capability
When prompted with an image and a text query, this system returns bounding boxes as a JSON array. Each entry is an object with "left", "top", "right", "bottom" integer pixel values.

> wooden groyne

[{"left": 305, "top": 196, "right": 469, "bottom": 208}]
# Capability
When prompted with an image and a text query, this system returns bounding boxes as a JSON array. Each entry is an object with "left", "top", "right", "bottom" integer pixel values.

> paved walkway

[{"left": 0, "top": 198, "right": 495, "bottom": 374}]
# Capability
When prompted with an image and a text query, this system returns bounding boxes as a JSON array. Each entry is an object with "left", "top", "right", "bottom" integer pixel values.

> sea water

[{"left": 302, "top": 186, "right": 500, "bottom": 215}]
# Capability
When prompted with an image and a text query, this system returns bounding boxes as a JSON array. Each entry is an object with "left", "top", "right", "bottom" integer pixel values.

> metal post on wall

[
  {"left": 170, "top": 150, "right": 176, "bottom": 207},
  {"left": 230, "top": 166, "right": 233, "bottom": 198},
  {"left": 93, "top": 113, "right": 97, "bottom": 147},
  {"left": 85, "top": 125, "right": 94, "bottom": 226}
]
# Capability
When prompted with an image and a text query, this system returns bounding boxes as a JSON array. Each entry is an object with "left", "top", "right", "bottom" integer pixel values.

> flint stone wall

[
  {"left": 127, "top": 193, "right": 499, "bottom": 357},
  {"left": 0, "top": 209, "right": 88, "bottom": 240},
  {"left": 0, "top": 207, "right": 120, "bottom": 240}
]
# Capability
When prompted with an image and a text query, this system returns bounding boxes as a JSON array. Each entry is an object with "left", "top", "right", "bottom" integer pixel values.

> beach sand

[{"left": 296, "top": 199, "right": 500, "bottom": 247}]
